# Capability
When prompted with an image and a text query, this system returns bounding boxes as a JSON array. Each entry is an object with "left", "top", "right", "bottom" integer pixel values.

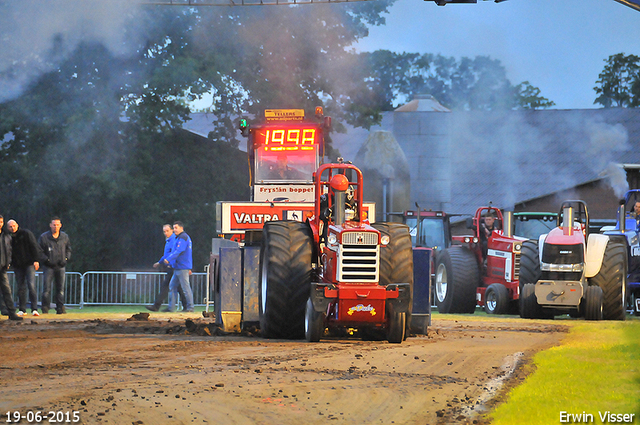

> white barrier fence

[{"left": 7, "top": 271, "right": 208, "bottom": 308}]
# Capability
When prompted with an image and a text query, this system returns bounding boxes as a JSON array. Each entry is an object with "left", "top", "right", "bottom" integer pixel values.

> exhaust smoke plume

[{"left": 447, "top": 110, "right": 633, "bottom": 216}]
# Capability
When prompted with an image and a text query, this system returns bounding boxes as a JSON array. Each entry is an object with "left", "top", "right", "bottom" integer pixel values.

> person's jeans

[
  {"left": 153, "top": 271, "right": 185, "bottom": 309},
  {"left": 42, "top": 266, "right": 65, "bottom": 312},
  {"left": 168, "top": 269, "right": 194, "bottom": 312},
  {"left": 15, "top": 265, "right": 38, "bottom": 312},
  {"left": 0, "top": 269, "right": 16, "bottom": 315}
]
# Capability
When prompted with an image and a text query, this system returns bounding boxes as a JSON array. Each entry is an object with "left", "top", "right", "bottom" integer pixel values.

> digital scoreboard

[{"left": 254, "top": 126, "right": 319, "bottom": 152}]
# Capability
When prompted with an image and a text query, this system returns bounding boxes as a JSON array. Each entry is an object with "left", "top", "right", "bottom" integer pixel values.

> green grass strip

[{"left": 490, "top": 319, "right": 640, "bottom": 424}]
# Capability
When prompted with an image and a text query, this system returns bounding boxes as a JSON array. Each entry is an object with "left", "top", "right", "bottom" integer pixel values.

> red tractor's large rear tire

[
  {"left": 589, "top": 239, "right": 627, "bottom": 321},
  {"left": 372, "top": 223, "right": 414, "bottom": 286},
  {"left": 434, "top": 248, "right": 478, "bottom": 314},
  {"left": 260, "top": 221, "right": 313, "bottom": 339},
  {"left": 584, "top": 285, "right": 604, "bottom": 321},
  {"left": 372, "top": 222, "right": 414, "bottom": 336}
]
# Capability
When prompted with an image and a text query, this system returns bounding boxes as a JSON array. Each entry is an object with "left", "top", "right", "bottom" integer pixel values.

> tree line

[{"left": 0, "top": 5, "right": 633, "bottom": 271}]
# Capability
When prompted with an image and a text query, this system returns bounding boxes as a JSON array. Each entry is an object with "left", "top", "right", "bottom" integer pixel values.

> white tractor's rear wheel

[
  {"left": 589, "top": 240, "right": 626, "bottom": 321},
  {"left": 518, "top": 240, "right": 541, "bottom": 315}
]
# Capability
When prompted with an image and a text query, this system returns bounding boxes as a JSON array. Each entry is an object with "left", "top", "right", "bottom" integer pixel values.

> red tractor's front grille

[{"left": 338, "top": 243, "right": 379, "bottom": 282}]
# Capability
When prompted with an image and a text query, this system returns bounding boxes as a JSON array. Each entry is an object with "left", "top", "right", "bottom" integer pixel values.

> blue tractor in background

[{"left": 602, "top": 190, "right": 640, "bottom": 316}]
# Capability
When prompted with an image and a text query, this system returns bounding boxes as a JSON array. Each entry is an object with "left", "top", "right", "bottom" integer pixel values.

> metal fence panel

[
  {"left": 6, "top": 271, "right": 208, "bottom": 309},
  {"left": 81, "top": 271, "right": 208, "bottom": 307},
  {"left": 8, "top": 271, "right": 82, "bottom": 308}
]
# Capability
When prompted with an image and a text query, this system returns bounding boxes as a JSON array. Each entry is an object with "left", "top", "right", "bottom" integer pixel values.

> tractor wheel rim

[
  {"left": 436, "top": 263, "right": 447, "bottom": 303},
  {"left": 486, "top": 291, "right": 496, "bottom": 311}
]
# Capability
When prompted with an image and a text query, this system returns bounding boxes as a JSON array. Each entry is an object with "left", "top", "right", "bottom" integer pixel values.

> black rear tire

[
  {"left": 589, "top": 239, "right": 627, "bottom": 321},
  {"left": 259, "top": 221, "right": 313, "bottom": 339},
  {"left": 484, "top": 283, "right": 509, "bottom": 314},
  {"left": 520, "top": 283, "right": 544, "bottom": 319},
  {"left": 584, "top": 285, "right": 603, "bottom": 321},
  {"left": 372, "top": 223, "right": 414, "bottom": 286},
  {"left": 304, "top": 298, "right": 324, "bottom": 342},
  {"left": 372, "top": 222, "right": 414, "bottom": 335},
  {"left": 518, "top": 240, "right": 540, "bottom": 314},
  {"left": 434, "top": 248, "right": 478, "bottom": 314},
  {"left": 519, "top": 240, "right": 541, "bottom": 287},
  {"left": 387, "top": 309, "right": 406, "bottom": 344}
]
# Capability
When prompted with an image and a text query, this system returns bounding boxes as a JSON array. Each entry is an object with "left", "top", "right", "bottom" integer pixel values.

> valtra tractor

[
  {"left": 434, "top": 206, "right": 530, "bottom": 315},
  {"left": 601, "top": 190, "right": 640, "bottom": 316},
  {"left": 208, "top": 107, "right": 420, "bottom": 342},
  {"left": 260, "top": 162, "right": 414, "bottom": 343},
  {"left": 520, "top": 200, "right": 627, "bottom": 320}
]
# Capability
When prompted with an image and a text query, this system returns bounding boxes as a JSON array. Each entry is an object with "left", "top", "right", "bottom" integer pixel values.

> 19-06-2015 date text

[{"left": 4, "top": 411, "right": 80, "bottom": 423}]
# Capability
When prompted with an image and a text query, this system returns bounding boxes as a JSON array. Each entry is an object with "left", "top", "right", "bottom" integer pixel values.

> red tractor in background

[
  {"left": 434, "top": 206, "right": 532, "bottom": 314},
  {"left": 259, "top": 162, "right": 414, "bottom": 343}
]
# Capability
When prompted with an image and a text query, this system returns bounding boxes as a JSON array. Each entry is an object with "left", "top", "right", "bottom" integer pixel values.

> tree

[
  {"left": 594, "top": 53, "right": 640, "bottom": 108},
  {"left": 0, "top": 4, "right": 396, "bottom": 270},
  {"left": 358, "top": 51, "right": 554, "bottom": 111}
]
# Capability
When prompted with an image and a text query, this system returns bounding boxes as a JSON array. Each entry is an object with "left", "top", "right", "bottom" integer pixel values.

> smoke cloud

[{"left": 0, "top": 0, "right": 143, "bottom": 103}]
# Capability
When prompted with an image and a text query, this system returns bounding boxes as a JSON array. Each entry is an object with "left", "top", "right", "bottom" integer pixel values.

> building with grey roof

[{"left": 185, "top": 99, "right": 640, "bottom": 222}]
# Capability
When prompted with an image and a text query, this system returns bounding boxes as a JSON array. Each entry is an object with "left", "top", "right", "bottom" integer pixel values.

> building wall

[
  {"left": 514, "top": 180, "right": 623, "bottom": 219},
  {"left": 393, "top": 111, "right": 452, "bottom": 211}
]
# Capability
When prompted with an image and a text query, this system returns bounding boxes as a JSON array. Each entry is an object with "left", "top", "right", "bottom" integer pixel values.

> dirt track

[{"left": 0, "top": 314, "right": 567, "bottom": 424}]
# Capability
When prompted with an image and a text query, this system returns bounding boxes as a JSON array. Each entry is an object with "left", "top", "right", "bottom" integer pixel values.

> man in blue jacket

[
  {"left": 146, "top": 224, "right": 185, "bottom": 312},
  {"left": 163, "top": 221, "right": 194, "bottom": 312}
]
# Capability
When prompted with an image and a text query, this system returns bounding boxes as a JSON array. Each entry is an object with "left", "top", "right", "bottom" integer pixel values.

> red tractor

[
  {"left": 259, "top": 162, "right": 414, "bottom": 343},
  {"left": 434, "top": 206, "right": 531, "bottom": 314}
]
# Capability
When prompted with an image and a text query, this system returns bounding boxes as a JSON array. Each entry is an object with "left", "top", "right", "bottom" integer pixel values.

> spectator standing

[
  {"left": 38, "top": 217, "right": 72, "bottom": 314},
  {"left": 163, "top": 221, "right": 194, "bottom": 313},
  {"left": 7, "top": 219, "right": 43, "bottom": 316},
  {"left": 0, "top": 215, "right": 23, "bottom": 321},
  {"left": 146, "top": 224, "right": 185, "bottom": 312}
]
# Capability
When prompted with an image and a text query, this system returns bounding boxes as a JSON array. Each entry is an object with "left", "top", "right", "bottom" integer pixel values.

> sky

[
  {"left": 1, "top": 0, "right": 638, "bottom": 110},
  {"left": 355, "top": 0, "right": 640, "bottom": 110}
]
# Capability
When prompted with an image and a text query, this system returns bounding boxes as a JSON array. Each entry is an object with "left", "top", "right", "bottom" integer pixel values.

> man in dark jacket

[
  {"left": 38, "top": 216, "right": 72, "bottom": 314},
  {"left": 7, "top": 219, "right": 43, "bottom": 316},
  {"left": 0, "top": 215, "right": 23, "bottom": 321}
]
